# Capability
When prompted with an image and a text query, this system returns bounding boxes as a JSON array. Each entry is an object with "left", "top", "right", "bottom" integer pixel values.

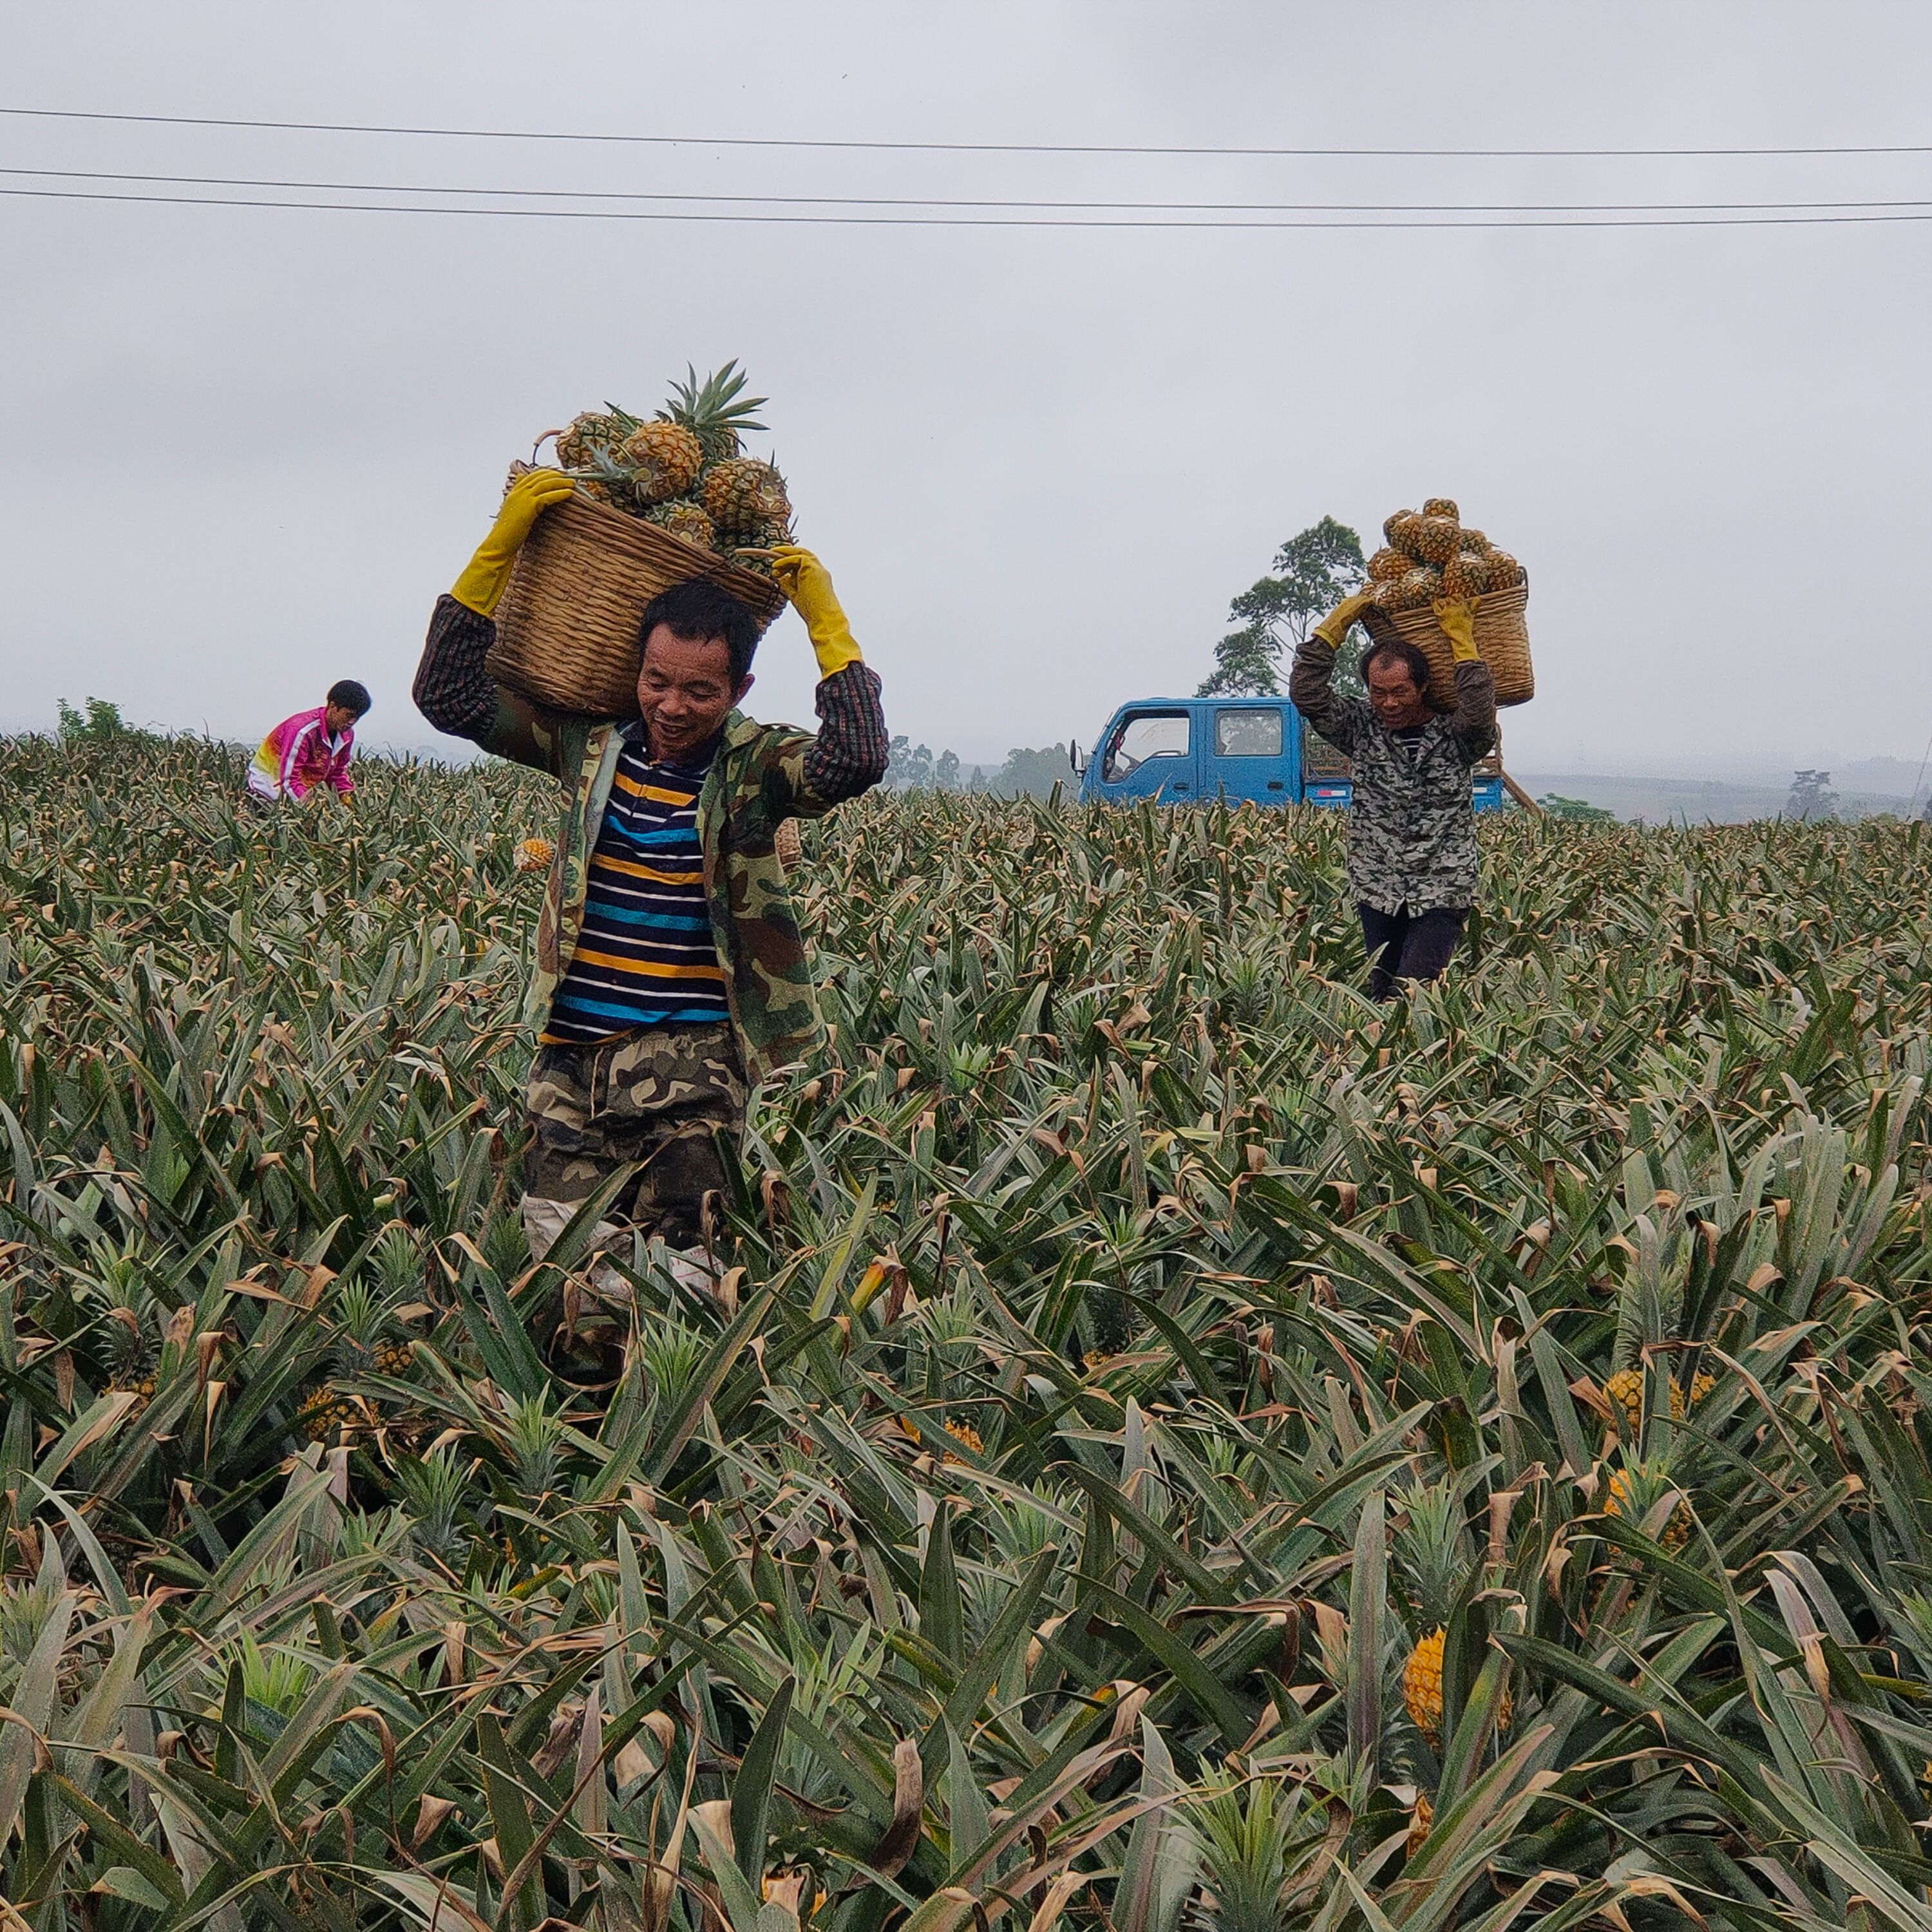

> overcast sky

[{"left": 5, "top": 3, "right": 1930, "bottom": 774}]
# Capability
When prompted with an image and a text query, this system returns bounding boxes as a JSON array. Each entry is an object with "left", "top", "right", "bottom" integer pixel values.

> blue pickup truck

[{"left": 1072, "top": 694, "right": 1506, "bottom": 812}]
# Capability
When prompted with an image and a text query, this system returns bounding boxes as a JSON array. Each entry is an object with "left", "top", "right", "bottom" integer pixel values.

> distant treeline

[{"left": 886, "top": 737, "right": 1072, "bottom": 799}]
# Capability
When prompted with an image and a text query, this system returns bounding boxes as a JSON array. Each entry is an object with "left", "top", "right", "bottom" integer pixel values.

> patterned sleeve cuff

[
  {"left": 802, "top": 662, "right": 889, "bottom": 801},
  {"left": 413, "top": 594, "right": 500, "bottom": 742}
]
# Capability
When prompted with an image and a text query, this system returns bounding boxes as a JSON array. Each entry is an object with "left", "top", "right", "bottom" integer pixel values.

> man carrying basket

[
  {"left": 1291, "top": 591, "right": 1496, "bottom": 999},
  {"left": 414, "top": 468, "right": 888, "bottom": 1301}
]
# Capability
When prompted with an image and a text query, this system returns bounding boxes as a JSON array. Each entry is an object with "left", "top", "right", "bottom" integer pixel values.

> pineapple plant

[
  {"left": 1402, "top": 1627, "right": 1513, "bottom": 1748},
  {"left": 1604, "top": 1367, "right": 1716, "bottom": 1432},
  {"left": 1406, "top": 1792, "right": 1433, "bottom": 1859},
  {"left": 296, "top": 1385, "right": 360, "bottom": 1445},
  {"left": 1603, "top": 1461, "right": 1694, "bottom": 1551}
]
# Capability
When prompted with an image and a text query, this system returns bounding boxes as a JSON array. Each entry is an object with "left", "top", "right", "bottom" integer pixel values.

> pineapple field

[{"left": 10, "top": 730, "right": 1932, "bottom": 1929}]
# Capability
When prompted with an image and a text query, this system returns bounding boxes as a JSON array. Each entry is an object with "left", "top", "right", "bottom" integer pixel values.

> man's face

[
  {"left": 1367, "top": 656, "right": 1431, "bottom": 729},
  {"left": 324, "top": 703, "right": 360, "bottom": 735},
  {"left": 638, "top": 626, "right": 752, "bottom": 763}
]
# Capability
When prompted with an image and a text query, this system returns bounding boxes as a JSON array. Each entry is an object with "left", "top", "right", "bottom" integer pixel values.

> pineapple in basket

[
  {"left": 703, "top": 456, "right": 792, "bottom": 548},
  {"left": 1485, "top": 548, "right": 1526, "bottom": 589},
  {"left": 1412, "top": 514, "right": 1460, "bottom": 565},
  {"left": 664, "top": 360, "right": 770, "bottom": 464},
  {"left": 1441, "top": 550, "right": 1492, "bottom": 600},
  {"left": 1422, "top": 497, "right": 1459, "bottom": 520},
  {"left": 554, "top": 406, "right": 638, "bottom": 473},
  {"left": 643, "top": 499, "right": 721, "bottom": 551},
  {"left": 621, "top": 358, "right": 764, "bottom": 503},
  {"left": 1385, "top": 508, "right": 1424, "bottom": 557},
  {"left": 1380, "top": 566, "right": 1441, "bottom": 611},
  {"left": 621, "top": 421, "right": 705, "bottom": 504},
  {"left": 1367, "top": 546, "right": 1410, "bottom": 583}
]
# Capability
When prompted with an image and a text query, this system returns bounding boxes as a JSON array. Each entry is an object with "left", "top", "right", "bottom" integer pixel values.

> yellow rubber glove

[
  {"left": 1311, "top": 587, "right": 1376, "bottom": 649},
  {"left": 769, "top": 544, "right": 863, "bottom": 676},
  {"left": 451, "top": 468, "right": 576, "bottom": 616},
  {"left": 1432, "top": 594, "right": 1482, "bottom": 663}
]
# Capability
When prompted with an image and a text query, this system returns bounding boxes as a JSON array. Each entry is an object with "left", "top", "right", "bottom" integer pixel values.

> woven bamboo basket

[
  {"left": 1358, "top": 579, "right": 1534, "bottom": 710},
  {"left": 486, "top": 477, "right": 790, "bottom": 717}
]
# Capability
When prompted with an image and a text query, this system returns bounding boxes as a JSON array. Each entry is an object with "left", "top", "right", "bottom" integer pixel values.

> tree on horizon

[{"left": 1198, "top": 516, "right": 1367, "bottom": 697}]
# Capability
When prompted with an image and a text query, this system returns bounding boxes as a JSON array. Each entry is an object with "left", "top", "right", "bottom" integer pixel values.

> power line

[
  {"left": 8, "top": 183, "right": 1932, "bottom": 228},
  {"left": 8, "top": 165, "right": 1932, "bottom": 216},
  {"left": 3, "top": 103, "right": 1929, "bottom": 161}
]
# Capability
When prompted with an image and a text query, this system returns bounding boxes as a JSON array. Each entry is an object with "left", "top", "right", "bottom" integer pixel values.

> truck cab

[{"left": 1072, "top": 696, "right": 1505, "bottom": 813}]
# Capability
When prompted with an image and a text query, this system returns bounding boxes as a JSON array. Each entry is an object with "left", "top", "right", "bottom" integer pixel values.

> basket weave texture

[
  {"left": 486, "top": 486, "right": 790, "bottom": 717},
  {"left": 1358, "top": 580, "right": 1534, "bottom": 710}
]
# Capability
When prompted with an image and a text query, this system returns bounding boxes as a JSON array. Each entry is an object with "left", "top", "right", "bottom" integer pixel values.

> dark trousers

[{"left": 1358, "top": 904, "right": 1467, "bottom": 1000}]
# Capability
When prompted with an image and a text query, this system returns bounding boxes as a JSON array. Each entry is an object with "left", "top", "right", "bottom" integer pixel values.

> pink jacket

[{"left": 247, "top": 707, "right": 356, "bottom": 800}]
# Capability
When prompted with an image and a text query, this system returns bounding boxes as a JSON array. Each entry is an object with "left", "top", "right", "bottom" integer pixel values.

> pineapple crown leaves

[{"left": 661, "top": 359, "right": 768, "bottom": 439}]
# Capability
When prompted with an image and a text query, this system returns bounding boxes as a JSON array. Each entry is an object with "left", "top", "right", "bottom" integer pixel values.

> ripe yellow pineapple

[
  {"left": 1367, "top": 547, "right": 1410, "bottom": 583},
  {"left": 1385, "top": 509, "right": 1424, "bottom": 557},
  {"left": 942, "top": 1417, "right": 984, "bottom": 1464},
  {"left": 701, "top": 457, "right": 791, "bottom": 542},
  {"left": 1407, "top": 1793, "right": 1434, "bottom": 1858},
  {"left": 1403, "top": 1627, "right": 1513, "bottom": 1747},
  {"left": 620, "top": 421, "right": 705, "bottom": 504},
  {"left": 1422, "top": 497, "right": 1460, "bottom": 520},
  {"left": 554, "top": 410, "right": 630, "bottom": 472},
  {"left": 1604, "top": 1463, "right": 1692, "bottom": 1550},
  {"left": 1413, "top": 515, "right": 1461, "bottom": 565},
  {"left": 297, "top": 1387, "right": 359, "bottom": 1445},
  {"left": 1388, "top": 566, "right": 1441, "bottom": 611},
  {"left": 643, "top": 499, "right": 719, "bottom": 551},
  {"left": 1604, "top": 1368, "right": 1716, "bottom": 1432},
  {"left": 1485, "top": 549, "right": 1525, "bottom": 589},
  {"left": 664, "top": 361, "right": 768, "bottom": 465},
  {"left": 516, "top": 837, "right": 554, "bottom": 875},
  {"left": 371, "top": 1340, "right": 416, "bottom": 1378},
  {"left": 1441, "top": 550, "right": 1492, "bottom": 600},
  {"left": 1405, "top": 1629, "right": 1445, "bottom": 1745}
]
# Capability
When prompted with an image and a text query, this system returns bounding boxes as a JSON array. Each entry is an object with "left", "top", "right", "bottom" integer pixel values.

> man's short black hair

[
  {"left": 327, "top": 679, "right": 372, "bottom": 716},
  {"left": 638, "top": 578, "right": 762, "bottom": 687},
  {"left": 1363, "top": 638, "right": 1435, "bottom": 702}
]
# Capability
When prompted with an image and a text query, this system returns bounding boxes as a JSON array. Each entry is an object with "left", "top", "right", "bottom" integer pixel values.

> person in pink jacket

[{"left": 245, "top": 681, "right": 370, "bottom": 804}]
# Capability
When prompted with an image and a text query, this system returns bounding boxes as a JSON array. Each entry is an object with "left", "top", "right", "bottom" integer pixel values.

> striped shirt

[{"left": 540, "top": 730, "right": 727, "bottom": 1045}]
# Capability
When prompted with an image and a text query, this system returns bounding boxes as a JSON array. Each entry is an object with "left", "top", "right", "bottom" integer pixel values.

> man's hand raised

[
  {"left": 769, "top": 544, "right": 862, "bottom": 677},
  {"left": 451, "top": 468, "right": 575, "bottom": 617},
  {"left": 1311, "top": 587, "right": 1377, "bottom": 650},
  {"left": 1431, "top": 594, "right": 1482, "bottom": 663}
]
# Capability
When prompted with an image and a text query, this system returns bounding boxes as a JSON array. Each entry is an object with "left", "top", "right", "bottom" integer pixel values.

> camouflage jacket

[
  {"left": 1289, "top": 637, "right": 1497, "bottom": 914},
  {"left": 414, "top": 595, "right": 888, "bottom": 1081}
]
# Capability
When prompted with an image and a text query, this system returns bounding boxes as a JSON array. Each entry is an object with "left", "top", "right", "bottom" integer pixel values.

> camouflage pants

[{"left": 523, "top": 1023, "right": 746, "bottom": 1251}]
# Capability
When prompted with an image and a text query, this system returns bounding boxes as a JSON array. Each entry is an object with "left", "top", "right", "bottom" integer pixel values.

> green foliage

[
  {"left": 1537, "top": 792, "right": 1620, "bottom": 823},
  {"left": 1200, "top": 516, "right": 1367, "bottom": 696},
  {"left": 5, "top": 734, "right": 1932, "bottom": 1927},
  {"left": 56, "top": 696, "right": 160, "bottom": 744}
]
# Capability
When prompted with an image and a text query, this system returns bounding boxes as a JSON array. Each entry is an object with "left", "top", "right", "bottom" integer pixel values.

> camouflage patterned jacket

[
  {"left": 1289, "top": 636, "right": 1497, "bottom": 914},
  {"left": 413, "top": 595, "right": 889, "bottom": 1081}
]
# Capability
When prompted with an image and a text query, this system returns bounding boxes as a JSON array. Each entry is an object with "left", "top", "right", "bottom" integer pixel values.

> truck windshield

[{"left": 1104, "top": 712, "right": 1189, "bottom": 781}]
